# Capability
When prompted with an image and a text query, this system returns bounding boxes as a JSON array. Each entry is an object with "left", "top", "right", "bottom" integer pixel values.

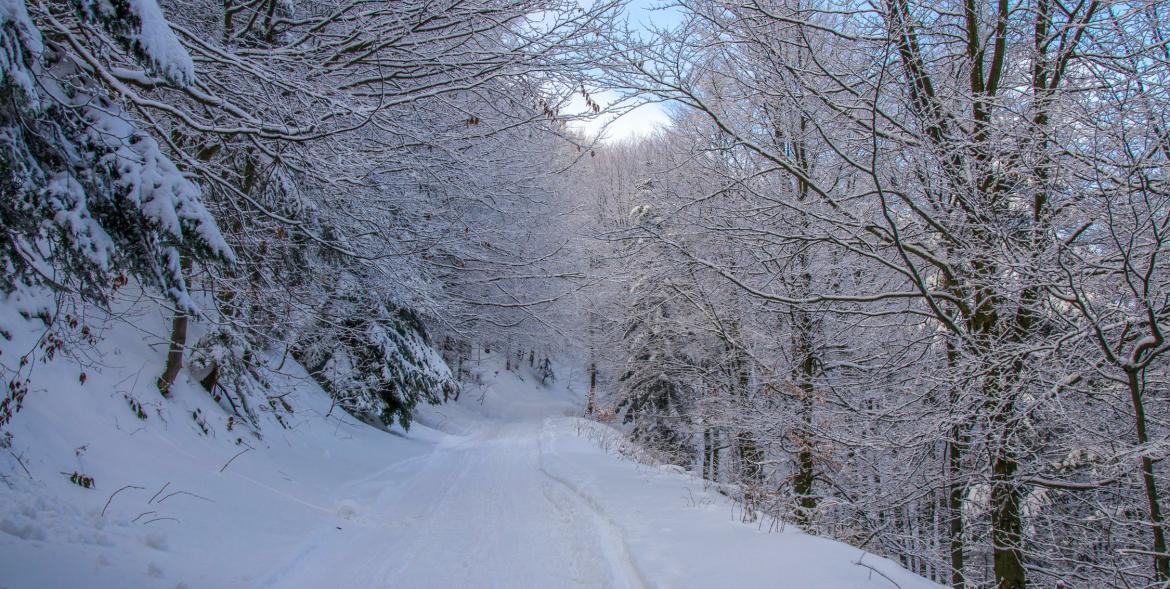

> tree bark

[
  {"left": 586, "top": 361, "right": 597, "bottom": 415},
  {"left": 1128, "top": 367, "right": 1169, "bottom": 581},
  {"left": 947, "top": 433, "right": 967, "bottom": 589},
  {"left": 157, "top": 256, "right": 192, "bottom": 397},
  {"left": 157, "top": 309, "right": 189, "bottom": 397},
  {"left": 793, "top": 328, "right": 818, "bottom": 527}
]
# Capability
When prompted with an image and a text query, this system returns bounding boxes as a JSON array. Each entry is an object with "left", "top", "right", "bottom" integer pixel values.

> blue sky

[
  {"left": 626, "top": 0, "right": 686, "bottom": 29},
  {"left": 568, "top": 0, "right": 683, "bottom": 142}
]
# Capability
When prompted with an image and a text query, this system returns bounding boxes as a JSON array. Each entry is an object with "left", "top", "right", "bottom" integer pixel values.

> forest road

[{"left": 256, "top": 417, "right": 646, "bottom": 589}]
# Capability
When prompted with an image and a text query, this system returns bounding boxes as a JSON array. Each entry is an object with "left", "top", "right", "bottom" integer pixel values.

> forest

[{"left": 1, "top": 0, "right": 1168, "bottom": 588}]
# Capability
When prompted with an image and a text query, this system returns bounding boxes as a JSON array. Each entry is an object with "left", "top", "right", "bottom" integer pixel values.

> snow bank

[
  {"left": 0, "top": 298, "right": 439, "bottom": 588},
  {"left": 540, "top": 416, "right": 941, "bottom": 589}
]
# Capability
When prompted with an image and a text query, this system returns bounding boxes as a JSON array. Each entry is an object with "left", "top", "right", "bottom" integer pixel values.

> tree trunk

[
  {"left": 706, "top": 428, "right": 716, "bottom": 484},
  {"left": 157, "top": 309, "right": 188, "bottom": 397},
  {"left": 794, "top": 429, "right": 816, "bottom": 526},
  {"left": 703, "top": 427, "right": 713, "bottom": 480},
  {"left": 793, "top": 337, "right": 818, "bottom": 527},
  {"left": 1128, "top": 368, "right": 1169, "bottom": 581},
  {"left": 738, "top": 431, "right": 764, "bottom": 483},
  {"left": 222, "top": 0, "right": 233, "bottom": 44},
  {"left": 586, "top": 361, "right": 597, "bottom": 415},
  {"left": 987, "top": 367, "right": 1025, "bottom": 589},
  {"left": 948, "top": 433, "right": 967, "bottom": 589},
  {"left": 199, "top": 363, "right": 220, "bottom": 394},
  {"left": 157, "top": 256, "right": 192, "bottom": 397},
  {"left": 990, "top": 450, "right": 1025, "bottom": 589}
]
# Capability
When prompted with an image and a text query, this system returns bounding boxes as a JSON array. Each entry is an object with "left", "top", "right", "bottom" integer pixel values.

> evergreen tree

[
  {"left": 294, "top": 290, "right": 457, "bottom": 430},
  {"left": 0, "top": 0, "right": 230, "bottom": 308}
]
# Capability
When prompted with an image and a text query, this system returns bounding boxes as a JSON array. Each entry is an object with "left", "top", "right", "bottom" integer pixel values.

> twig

[
  {"left": 219, "top": 447, "right": 252, "bottom": 473},
  {"left": 132, "top": 510, "right": 156, "bottom": 523},
  {"left": 8, "top": 451, "right": 32, "bottom": 479},
  {"left": 148, "top": 481, "right": 170, "bottom": 504},
  {"left": 157, "top": 490, "right": 214, "bottom": 504},
  {"left": 854, "top": 558, "right": 903, "bottom": 589},
  {"left": 143, "top": 517, "right": 179, "bottom": 525},
  {"left": 127, "top": 363, "right": 144, "bottom": 397},
  {"left": 102, "top": 484, "right": 145, "bottom": 517}
]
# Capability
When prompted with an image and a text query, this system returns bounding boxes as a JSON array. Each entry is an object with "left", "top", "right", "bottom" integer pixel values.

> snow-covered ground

[{"left": 0, "top": 304, "right": 940, "bottom": 588}]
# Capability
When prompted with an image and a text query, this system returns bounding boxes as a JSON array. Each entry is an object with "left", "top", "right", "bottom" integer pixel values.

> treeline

[{"left": 575, "top": 2, "right": 1170, "bottom": 588}]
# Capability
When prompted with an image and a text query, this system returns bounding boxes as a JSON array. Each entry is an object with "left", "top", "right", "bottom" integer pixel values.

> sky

[
  {"left": 568, "top": 92, "right": 674, "bottom": 142},
  {"left": 567, "top": 0, "right": 684, "bottom": 143}
]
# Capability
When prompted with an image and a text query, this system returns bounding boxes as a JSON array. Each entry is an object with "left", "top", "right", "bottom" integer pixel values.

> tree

[
  {"left": 0, "top": 0, "right": 230, "bottom": 308},
  {"left": 592, "top": 0, "right": 1170, "bottom": 586},
  {"left": 3, "top": 0, "right": 626, "bottom": 431}
]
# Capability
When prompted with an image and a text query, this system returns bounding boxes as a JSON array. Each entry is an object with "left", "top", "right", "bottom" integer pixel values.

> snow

[
  {"left": 79, "top": 0, "right": 196, "bottom": 85},
  {"left": 46, "top": 172, "right": 116, "bottom": 270},
  {"left": 126, "top": 0, "right": 196, "bottom": 85},
  {"left": 0, "top": 0, "right": 42, "bottom": 96},
  {"left": 0, "top": 302, "right": 941, "bottom": 588},
  {"left": 83, "top": 103, "right": 233, "bottom": 267}
]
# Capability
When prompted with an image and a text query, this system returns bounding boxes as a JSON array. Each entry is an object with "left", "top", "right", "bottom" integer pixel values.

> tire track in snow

[
  {"left": 387, "top": 421, "right": 642, "bottom": 588},
  {"left": 537, "top": 419, "right": 650, "bottom": 589},
  {"left": 380, "top": 445, "right": 479, "bottom": 580},
  {"left": 257, "top": 418, "right": 648, "bottom": 588},
  {"left": 254, "top": 441, "right": 475, "bottom": 589}
]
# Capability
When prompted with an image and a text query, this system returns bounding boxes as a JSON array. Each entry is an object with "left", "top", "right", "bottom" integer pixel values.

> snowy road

[
  {"left": 257, "top": 419, "right": 646, "bottom": 589},
  {"left": 247, "top": 369, "right": 941, "bottom": 589},
  {"left": 0, "top": 350, "right": 941, "bottom": 589}
]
